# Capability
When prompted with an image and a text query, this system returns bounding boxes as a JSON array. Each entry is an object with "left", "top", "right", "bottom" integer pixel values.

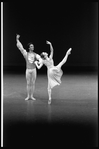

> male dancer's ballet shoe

[
  {"left": 48, "top": 100, "right": 51, "bottom": 104},
  {"left": 31, "top": 96, "right": 36, "bottom": 100},
  {"left": 25, "top": 97, "right": 30, "bottom": 101}
]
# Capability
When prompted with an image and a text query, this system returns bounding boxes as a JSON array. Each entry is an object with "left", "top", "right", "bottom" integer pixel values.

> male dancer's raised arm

[{"left": 16, "top": 34, "right": 27, "bottom": 58}]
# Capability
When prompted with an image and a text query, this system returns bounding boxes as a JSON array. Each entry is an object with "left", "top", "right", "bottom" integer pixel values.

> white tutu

[{"left": 47, "top": 66, "right": 63, "bottom": 89}]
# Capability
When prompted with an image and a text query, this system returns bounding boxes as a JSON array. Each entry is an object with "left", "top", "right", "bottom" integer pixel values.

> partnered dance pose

[
  {"left": 35, "top": 41, "right": 72, "bottom": 104},
  {"left": 16, "top": 34, "right": 41, "bottom": 101}
]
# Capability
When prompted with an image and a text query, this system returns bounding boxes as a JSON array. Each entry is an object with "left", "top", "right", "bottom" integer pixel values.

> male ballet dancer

[{"left": 16, "top": 34, "right": 41, "bottom": 100}]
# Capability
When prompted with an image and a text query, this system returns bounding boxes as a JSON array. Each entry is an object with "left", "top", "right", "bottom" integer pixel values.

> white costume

[
  {"left": 42, "top": 58, "right": 63, "bottom": 89},
  {"left": 35, "top": 40, "right": 72, "bottom": 104},
  {"left": 16, "top": 35, "right": 41, "bottom": 100},
  {"left": 16, "top": 39, "right": 40, "bottom": 82}
]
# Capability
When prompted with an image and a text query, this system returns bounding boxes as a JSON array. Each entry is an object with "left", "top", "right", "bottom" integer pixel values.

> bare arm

[
  {"left": 34, "top": 60, "right": 43, "bottom": 69},
  {"left": 35, "top": 54, "right": 42, "bottom": 62},
  {"left": 46, "top": 41, "right": 53, "bottom": 59},
  {"left": 16, "top": 34, "right": 27, "bottom": 57}
]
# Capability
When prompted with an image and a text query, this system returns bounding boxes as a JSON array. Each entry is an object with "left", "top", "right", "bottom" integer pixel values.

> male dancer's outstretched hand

[
  {"left": 16, "top": 34, "right": 20, "bottom": 39},
  {"left": 46, "top": 40, "right": 51, "bottom": 45}
]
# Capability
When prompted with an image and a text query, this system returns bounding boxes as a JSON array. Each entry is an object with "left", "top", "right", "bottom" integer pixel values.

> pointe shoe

[
  {"left": 25, "top": 97, "right": 30, "bottom": 101},
  {"left": 31, "top": 96, "right": 36, "bottom": 100},
  {"left": 67, "top": 48, "right": 72, "bottom": 55},
  {"left": 48, "top": 100, "right": 51, "bottom": 104}
]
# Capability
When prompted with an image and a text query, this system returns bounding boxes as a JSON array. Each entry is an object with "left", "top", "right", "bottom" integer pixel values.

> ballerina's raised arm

[{"left": 46, "top": 41, "right": 54, "bottom": 59}]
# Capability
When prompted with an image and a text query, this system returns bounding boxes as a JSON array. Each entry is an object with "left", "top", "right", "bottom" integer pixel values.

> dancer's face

[
  {"left": 29, "top": 44, "right": 34, "bottom": 52},
  {"left": 41, "top": 52, "right": 48, "bottom": 60},
  {"left": 43, "top": 53, "right": 48, "bottom": 59},
  {"left": 44, "top": 54, "right": 48, "bottom": 59}
]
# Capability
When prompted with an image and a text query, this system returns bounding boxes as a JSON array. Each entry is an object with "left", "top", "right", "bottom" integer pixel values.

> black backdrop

[{"left": 3, "top": 2, "right": 98, "bottom": 74}]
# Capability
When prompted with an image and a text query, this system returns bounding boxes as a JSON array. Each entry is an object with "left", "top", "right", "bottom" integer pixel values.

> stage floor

[{"left": 3, "top": 74, "right": 98, "bottom": 147}]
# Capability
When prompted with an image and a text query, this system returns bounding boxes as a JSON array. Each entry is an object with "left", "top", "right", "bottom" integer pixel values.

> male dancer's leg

[
  {"left": 25, "top": 69, "right": 31, "bottom": 100},
  {"left": 31, "top": 69, "right": 36, "bottom": 100}
]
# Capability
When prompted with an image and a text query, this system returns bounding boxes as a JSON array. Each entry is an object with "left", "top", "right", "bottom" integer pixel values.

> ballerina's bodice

[{"left": 43, "top": 58, "right": 54, "bottom": 69}]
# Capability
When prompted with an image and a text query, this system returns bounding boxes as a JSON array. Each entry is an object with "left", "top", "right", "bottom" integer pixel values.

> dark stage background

[
  {"left": 3, "top": 2, "right": 98, "bottom": 74},
  {"left": 2, "top": 2, "right": 98, "bottom": 147}
]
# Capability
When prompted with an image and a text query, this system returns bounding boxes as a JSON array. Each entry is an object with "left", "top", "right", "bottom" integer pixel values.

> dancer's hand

[
  {"left": 46, "top": 40, "right": 51, "bottom": 45},
  {"left": 67, "top": 48, "right": 72, "bottom": 55},
  {"left": 16, "top": 34, "right": 20, "bottom": 39},
  {"left": 34, "top": 60, "right": 43, "bottom": 69},
  {"left": 35, "top": 60, "right": 40, "bottom": 65},
  {"left": 34, "top": 61, "right": 38, "bottom": 65}
]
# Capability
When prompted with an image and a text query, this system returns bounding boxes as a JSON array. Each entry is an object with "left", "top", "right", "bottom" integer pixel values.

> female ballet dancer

[{"left": 35, "top": 41, "right": 72, "bottom": 104}]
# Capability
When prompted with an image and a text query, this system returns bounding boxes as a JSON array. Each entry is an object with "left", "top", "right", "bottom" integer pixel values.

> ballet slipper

[
  {"left": 31, "top": 96, "right": 36, "bottom": 100},
  {"left": 25, "top": 96, "right": 30, "bottom": 101},
  {"left": 48, "top": 99, "right": 51, "bottom": 104}
]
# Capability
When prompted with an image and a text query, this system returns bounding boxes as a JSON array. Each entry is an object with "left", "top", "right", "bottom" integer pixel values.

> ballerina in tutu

[{"left": 35, "top": 41, "right": 72, "bottom": 104}]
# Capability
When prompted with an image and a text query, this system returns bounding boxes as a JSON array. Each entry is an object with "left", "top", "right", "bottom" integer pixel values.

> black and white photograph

[{"left": 1, "top": 2, "right": 98, "bottom": 147}]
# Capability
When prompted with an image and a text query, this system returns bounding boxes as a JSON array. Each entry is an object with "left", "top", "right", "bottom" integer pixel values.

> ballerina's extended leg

[{"left": 57, "top": 48, "right": 72, "bottom": 68}]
